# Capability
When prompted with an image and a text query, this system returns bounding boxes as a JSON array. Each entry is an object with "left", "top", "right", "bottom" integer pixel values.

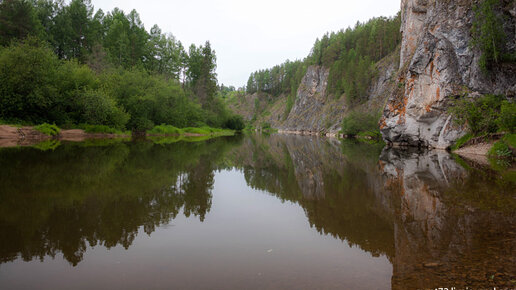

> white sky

[{"left": 91, "top": 0, "right": 400, "bottom": 87}]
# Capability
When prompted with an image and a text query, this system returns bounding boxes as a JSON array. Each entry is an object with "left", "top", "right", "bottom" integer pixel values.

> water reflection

[
  {"left": 229, "top": 134, "right": 515, "bottom": 289},
  {"left": 0, "top": 134, "right": 514, "bottom": 289},
  {"left": 0, "top": 138, "right": 240, "bottom": 266}
]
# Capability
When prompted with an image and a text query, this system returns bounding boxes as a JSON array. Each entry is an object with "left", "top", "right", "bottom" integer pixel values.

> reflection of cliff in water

[
  {"left": 233, "top": 134, "right": 516, "bottom": 289},
  {"left": 0, "top": 138, "right": 239, "bottom": 266},
  {"left": 380, "top": 148, "right": 516, "bottom": 289}
]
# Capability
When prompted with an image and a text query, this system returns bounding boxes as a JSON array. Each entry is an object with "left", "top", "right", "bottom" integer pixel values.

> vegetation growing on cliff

[
  {"left": 450, "top": 94, "right": 515, "bottom": 136},
  {"left": 308, "top": 14, "right": 401, "bottom": 103},
  {"left": 340, "top": 110, "right": 382, "bottom": 139},
  {"left": 0, "top": 0, "right": 240, "bottom": 131},
  {"left": 245, "top": 14, "right": 401, "bottom": 107},
  {"left": 471, "top": 0, "right": 514, "bottom": 72}
]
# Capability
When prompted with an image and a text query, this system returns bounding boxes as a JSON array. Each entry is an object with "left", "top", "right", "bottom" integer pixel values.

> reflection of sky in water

[{"left": 0, "top": 135, "right": 514, "bottom": 289}]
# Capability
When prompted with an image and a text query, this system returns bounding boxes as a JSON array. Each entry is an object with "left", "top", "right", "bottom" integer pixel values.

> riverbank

[{"left": 0, "top": 125, "right": 235, "bottom": 148}]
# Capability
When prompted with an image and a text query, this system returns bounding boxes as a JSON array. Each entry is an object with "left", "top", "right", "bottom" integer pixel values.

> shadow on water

[{"left": 0, "top": 133, "right": 514, "bottom": 289}]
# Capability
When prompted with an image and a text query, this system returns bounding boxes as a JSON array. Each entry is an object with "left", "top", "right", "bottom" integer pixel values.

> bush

[
  {"left": 503, "top": 134, "right": 516, "bottom": 148},
  {"left": 34, "top": 123, "right": 60, "bottom": 136},
  {"left": 450, "top": 95, "right": 512, "bottom": 135},
  {"left": 77, "top": 90, "right": 129, "bottom": 130},
  {"left": 131, "top": 117, "right": 154, "bottom": 132},
  {"left": 497, "top": 101, "right": 516, "bottom": 133},
  {"left": 341, "top": 111, "right": 380, "bottom": 136},
  {"left": 148, "top": 125, "right": 183, "bottom": 135},
  {"left": 0, "top": 38, "right": 60, "bottom": 124},
  {"left": 182, "top": 127, "right": 210, "bottom": 135},
  {"left": 261, "top": 122, "right": 272, "bottom": 130},
  {"left": 488, "top": 141, "right": 512, "bottom": 158},
  {"left": 224, "top": 115, "right": 245, "bottom": 131}
]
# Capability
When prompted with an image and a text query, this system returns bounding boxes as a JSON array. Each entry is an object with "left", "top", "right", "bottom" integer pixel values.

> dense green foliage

[
  {"left": 34, "top": 123, "right": 60, "bottom": 136},
  {"left": 309, "top": 15, "right": 401, "bottom": 103},
  {"left": 471, "top": 0, "right": 513, "bottom": 72},
  {"left": 450, "top": 95, "right": 515, "bottom": 135},
  {"left": 223, "top": 115, "right": 245, "bottom": 131},
  {"left": 147, "top": 125, "right": 234, "bottom": 136},
  {"left": 341, "top": 110, "right": 381, "bottom": 137},
  {"left": 0, "top": 0, "right": 241, "bottom": 131},
  {"left": 245, "top": 14, "right": 401, "bottom": 107},
  {"left": 148, "top": 124, "right": 183, "bottom": 135},
  {"left": 488, "top": 140, "right": 512, "bottom": 158}
]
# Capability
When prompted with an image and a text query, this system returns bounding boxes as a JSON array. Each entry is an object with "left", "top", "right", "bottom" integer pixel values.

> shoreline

[{"left": 0, "top": 125, "right": 235, "bottom": 148}]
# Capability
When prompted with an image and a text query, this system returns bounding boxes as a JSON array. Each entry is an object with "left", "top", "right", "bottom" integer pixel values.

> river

[{"left": 0, "top": 134, "right": 514, "bottom": 289}]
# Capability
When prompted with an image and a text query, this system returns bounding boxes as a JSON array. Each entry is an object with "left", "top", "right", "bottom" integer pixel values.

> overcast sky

[{"left": 91, "top": 0, "right": 400, "bottom": 87}]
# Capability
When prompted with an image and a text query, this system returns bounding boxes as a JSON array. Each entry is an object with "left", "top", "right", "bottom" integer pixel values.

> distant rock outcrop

[
  {"left": 381, "top": 0, "right": 516, "bottom": 149},
  {"left": 237, "top": 51, "right": 399, "bottom": 135}
]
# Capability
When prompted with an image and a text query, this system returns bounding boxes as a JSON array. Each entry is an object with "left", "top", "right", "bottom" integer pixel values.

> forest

[
  {"left": 0, "top": 0, "right": 243, "bottom": 131},
  {"left": 245, "top": 14, "right": 401, "bottom": 107}
]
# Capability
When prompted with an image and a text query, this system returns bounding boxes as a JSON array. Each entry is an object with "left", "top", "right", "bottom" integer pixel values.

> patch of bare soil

[
  {"left": 0, "top": 125, "right": 21, "bottom": 139},
  {"left": 454, "top": 142, "right": 495, "bottom": 166}
]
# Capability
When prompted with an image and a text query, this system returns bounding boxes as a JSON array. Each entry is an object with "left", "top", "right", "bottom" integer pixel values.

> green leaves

[
  {"left": 449, "top": 94, "right": 514, "bottom": 135},
  {"left": 471, "top": 0, "right": 507, "bottom": 72},
  {"left": 341, "top": 110, "right": 381, "bottom": 136}
]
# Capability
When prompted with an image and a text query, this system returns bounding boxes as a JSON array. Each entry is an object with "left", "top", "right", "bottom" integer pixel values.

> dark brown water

[{"left": 0, "top": 134, "right": 514, "bottom": 289}]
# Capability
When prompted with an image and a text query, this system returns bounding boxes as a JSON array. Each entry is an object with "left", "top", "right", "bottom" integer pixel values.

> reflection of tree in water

[
  {"left": 230, "top": 134, "right": 395, "bottom": 259},
  {"left": 234, "top": 135, "right": 516, "bottom": 289},
  {"left": 0, "top": 138, "right": 236, "bottom": 266}
]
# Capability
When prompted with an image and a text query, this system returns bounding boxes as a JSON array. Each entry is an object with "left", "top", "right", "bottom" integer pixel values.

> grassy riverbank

[{"left": 0, "top": 123, "right": 235, "bottom": 147}]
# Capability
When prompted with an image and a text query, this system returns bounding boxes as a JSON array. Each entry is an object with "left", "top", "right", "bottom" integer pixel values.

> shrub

[
  {"left": 261, "top": 122, "right": 272, "bottom": 130},
  {"left": 488, "top": 141, "right": 512, "bottom": 158},
  {"left": 131, "top": 117, "right": 154, "bottom": 132},
  {"left": 224, "top": 115, "right": 245, "bottom": 131},
  {"left": 0, "top": 38, "right": 60, "bottom": 124},
  {"left": 502, "top": 133, "right": 516, "bottom": 148},
  {"left": 34, "top": 123, "right": 60, "bottom": 136},
  {"left": 77, "top": 90, "right": 129, "bottom": 130},
  {"left": 148, "top": 125, "right": 183, "bottom": 135},
  {"left": 449, "top": 94, "right": 507, "bottom": 135},
  {"left": 497, "top": 101, "right": 516, "bottom": 133},
  {"left": 182, "top": 127, "right": 210, "bottom": 135},
  {"left": 341, "top": 111, "right": 380, "bottom": 136}
]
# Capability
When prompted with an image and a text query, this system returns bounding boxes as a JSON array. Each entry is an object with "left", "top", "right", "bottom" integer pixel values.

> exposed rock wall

[
  {"left": 381, "top": 0, "right": 516, "bottom": 149},
  {"left": 249, "top": 51, "right": 399, "bottom": 135}
]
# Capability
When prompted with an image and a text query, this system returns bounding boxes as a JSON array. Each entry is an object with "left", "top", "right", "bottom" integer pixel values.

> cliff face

[
  {"left": 381, "top": 0, "right": 516, "bottom": 149},
  {"left": 241, "top": 51, "right": 399, "bottom": 135}
]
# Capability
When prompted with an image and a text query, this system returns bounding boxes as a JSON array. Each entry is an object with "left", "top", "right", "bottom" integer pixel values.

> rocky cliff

[
  {"left": 232, "top": 51, "right": 399, "bottom": 135},
  {"left": 381, "top": 0, "right": 516, "bottom": 149}
]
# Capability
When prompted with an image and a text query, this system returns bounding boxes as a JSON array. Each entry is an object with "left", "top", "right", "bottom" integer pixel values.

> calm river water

[{"left": 0, "top": 134, "right": 514, "bottom": 289}]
